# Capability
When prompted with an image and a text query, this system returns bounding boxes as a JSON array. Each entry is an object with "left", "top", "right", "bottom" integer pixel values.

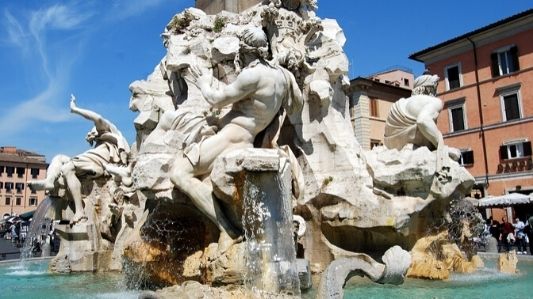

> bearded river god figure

[
  {"left": 41, "top": 1, "right": 483, "bottom": 296},
  {"left": 169, "top": 27, "right": 303, "bottom": 245}
]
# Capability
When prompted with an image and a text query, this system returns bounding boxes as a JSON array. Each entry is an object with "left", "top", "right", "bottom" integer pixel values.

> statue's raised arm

[
  {"left": 70, "top": 94, "right": 112, "bottom": 134},
  {"left": 190, "top": 64, "right": 258, "bottom": 109}
]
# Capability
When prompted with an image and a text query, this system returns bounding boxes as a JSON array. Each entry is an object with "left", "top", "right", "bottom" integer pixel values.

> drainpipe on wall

[{"left": 467, "top": 37, "right": 490, "bottom": 193}]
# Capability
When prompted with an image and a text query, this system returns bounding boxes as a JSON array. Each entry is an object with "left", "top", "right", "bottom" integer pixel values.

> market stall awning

[
  {"left": 19, "top": 210, "right": 35, "bottom": 221},
  {"left": 477, "top": 193, "right": 531, "bottom": 207}
]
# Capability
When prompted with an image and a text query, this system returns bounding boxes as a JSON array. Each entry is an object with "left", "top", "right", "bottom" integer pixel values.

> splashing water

[
  {"left": 241, "top": 170, "right": 300, "bottom": 296},
  {"left": 20, "top": 197, "right": 54, "bottom": 261}
]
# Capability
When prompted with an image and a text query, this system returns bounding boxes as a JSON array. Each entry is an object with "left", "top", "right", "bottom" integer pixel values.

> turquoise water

[
  {"left": 0, "top": 260, "right": 139, "bottom": 299},
  {"left": 1, "top": 259, "right": 531, "bottom": 299},
  {"left": 344, "top": 260, "right": 533, "bottom": 299}
]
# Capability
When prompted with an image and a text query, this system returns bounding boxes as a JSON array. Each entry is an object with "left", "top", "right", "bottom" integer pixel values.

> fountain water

[
  {"left": 241, "top": 151, "right": 300, "bottom": 296},
  {"left": 20, "top": 197, "right": 54, "bottom": 260}
]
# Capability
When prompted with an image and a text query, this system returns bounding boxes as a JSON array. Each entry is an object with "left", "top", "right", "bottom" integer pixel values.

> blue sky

[{"left": 0, "top": 0, "right": 531, "bottom": 161}]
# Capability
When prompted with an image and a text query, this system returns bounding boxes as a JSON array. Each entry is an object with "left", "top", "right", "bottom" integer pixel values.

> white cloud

[
  {"left": 0, "top": 81, "right": 71, "bottom": 136},
  {"left": 30, "top": 4, "right": 91, "bottom": 33},
  {"left": 29, "top": 5, "right": 92, "bottom": 77},
  {"left": 0, "top": 4, "right": 90, "bottom": 139},
  {"left": 3, "top": 10, "right": 30, "bottom": 54}
]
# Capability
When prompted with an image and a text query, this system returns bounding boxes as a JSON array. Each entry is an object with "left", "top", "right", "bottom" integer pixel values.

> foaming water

[
  {"left": 6, "top": 269, "right": 48, "bottom": 276},
  {"left": 7, "top": 264, "right": 25, "bottom": 270},
  {"left": 448, "top": 266, "right": 515, "bottom": 283}
]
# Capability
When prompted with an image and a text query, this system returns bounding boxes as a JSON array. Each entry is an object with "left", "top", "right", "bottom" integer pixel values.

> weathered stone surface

[
  {"left": 498, "top": 251, "right": 518, "bottom": 274},
  {"left": 486, "top": 236, "right": 499, "bottom": 253},
  {"left": 366, "top": 146, "right": 474, "bottom": 199},
  {"left": 407, "top": 231, "right": 483, "bottom": 280},
  {"left": 154, "top": 281, "right": 297, "bottom": 299},
  {"left": 316, "top": 245, "right": 411, "bottom": 299}
]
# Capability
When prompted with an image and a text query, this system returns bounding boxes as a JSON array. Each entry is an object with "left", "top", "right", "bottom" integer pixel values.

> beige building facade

[
  {"left": 0, "top": 147, "right": 48, "bottom": 217},
  {"left": 350, "top": 69, "right": 413, "bottom": 150},
  {"left": 195, "top": 0, "right": 261, "bottom": 14}
]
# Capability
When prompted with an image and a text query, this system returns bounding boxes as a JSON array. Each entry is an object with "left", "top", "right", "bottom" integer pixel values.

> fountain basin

[
  {"left": 2, "top": 258, "right": 532, "bottom": 298},
  {"left": 340, "top": 259, "right": 533, "bottom": 299},
  {"left": 0, "top": 259, "right": 138, "bottom": 299}
]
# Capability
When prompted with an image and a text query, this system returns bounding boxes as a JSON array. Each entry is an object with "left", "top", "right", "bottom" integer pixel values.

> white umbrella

[{"left": 477, "top": 193, "right": 531, "bottom": 207}]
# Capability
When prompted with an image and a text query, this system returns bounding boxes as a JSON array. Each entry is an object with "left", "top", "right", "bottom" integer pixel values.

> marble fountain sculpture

[{"left": 29, "top": 0, "right": 479, "bottom": 297}]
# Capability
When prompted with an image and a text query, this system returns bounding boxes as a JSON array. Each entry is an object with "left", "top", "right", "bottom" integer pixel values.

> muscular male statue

[
  {"left": 384, "top": 73, "right": 460, "bottom": 160},
  {"left": 30, "top": 95, "right": 130, "bottom": 223},
  {"left": 170, "top": 27, "right": 302, "bottom": 244}
]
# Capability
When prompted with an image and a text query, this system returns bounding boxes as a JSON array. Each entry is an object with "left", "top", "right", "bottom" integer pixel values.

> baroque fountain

[{"left": 17, "top": 0, "right": 502, "bottom": 298}]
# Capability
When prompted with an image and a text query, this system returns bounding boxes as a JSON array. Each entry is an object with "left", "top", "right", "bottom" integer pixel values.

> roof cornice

[{"left": 410, "top": 9, "right": 533, "bottom": 64}]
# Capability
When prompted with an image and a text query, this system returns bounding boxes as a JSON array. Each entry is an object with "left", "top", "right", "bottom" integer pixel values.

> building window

[
  {"left": 15, "top": 183, "right": 24, "bottom": 193},
  {"left": 459, "top": 150, "right": 474, "bottom": 167},
  {"left": 15, "top": 197, "right": 21, "bottom": 206},
  {"left": 369, "top": 97, "right": 378, "bottom": 117},
  {"left": 0, "top": 166, "right": 4, "bottom": 174},
  {"left": 449, "top": 105, "right": 466, "bottom": 132},
  {"left": 403, "top": 78, "right": 409, "bottom": 87},
  {"left": 491, "top": 46, "right": 519, "bottom": 77},
  {"left": 500, "top": 141, "right": 532, "bottom": 160},
  {"left": 4, "top": 182, "right": 13, "bottom": 192},
  {"left": 5, "top": 197, "right": 11, "bottom": 206},
  {"left": 29, "top": 197, "right": 38, "bottom": 206},
  {"left": 500, "top": 90, "right": 522, "bottom": 121},
  {"left": 30, "top": 168, "right": 40, "bottom": 179},
  {"left": 0, "top": 182, "right": 2, "bottom": 189},
  {"left": 370, "top": 139, "right": 383, "bottom": 149},
  {"left": 6, "top": 167, "right": 14, "bottom": 177},
  {"left": 445, "top": 63, "right": 462, "bottom": 90},
  {"left": 16, "top": 167, "right": 24, "bottom": 178}
]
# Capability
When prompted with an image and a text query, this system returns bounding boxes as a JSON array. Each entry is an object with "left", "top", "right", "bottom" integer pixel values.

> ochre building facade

[
  {"left": 410, "top": 10, "right": 533, "bottom": 218},
  {"left": 0, "top": 147, "right": 48, "bottom": 217}
]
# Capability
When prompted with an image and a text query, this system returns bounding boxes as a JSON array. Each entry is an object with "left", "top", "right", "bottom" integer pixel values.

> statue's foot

[
  {"left": 105, "top": 164, "right": 130, "bottom": 178},
  {"left": 105, "top": 164, "right": 133, "bottom": 186},
  {"left": 28, "top": 180, "right": 54, "bottom": 191},
  {"left": 70, "top": 213, "right": 88, "bottom": 225}
]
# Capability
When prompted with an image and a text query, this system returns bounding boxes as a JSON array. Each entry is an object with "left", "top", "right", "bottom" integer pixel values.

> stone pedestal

[
  {"left": 486, "top": 236, "right": 498, "bottom": 253},
  {"left": 224, "top": 149, "right": 300, "bottom": 296},
  {"left": 498, "top": 251, "right": 518, "bottom": 274},
  {"left": 195, "top": 0, "right": 261, "bottom": 14},
  {"left": 49, "top": 223, "right": 112, "bottom": 273}
]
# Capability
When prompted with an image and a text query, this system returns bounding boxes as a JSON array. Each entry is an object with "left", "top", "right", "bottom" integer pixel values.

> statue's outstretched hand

[
  {"left": 189, "top": 64, "right": 202, "bottom": 80},
  {"left": 70, "top": 94, "right": 77, "bottom": 111},
  {"left": 189, "top": 63, "right": 212, "bottom": 85}
]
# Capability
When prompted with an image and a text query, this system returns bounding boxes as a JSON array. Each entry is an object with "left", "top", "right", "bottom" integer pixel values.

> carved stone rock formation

[
  {"left": 498, "top": 251, "right": 518, "bottom": 274},
  {"left": 316, "top": 246, "right": 411, "bottom": 299},
  {"left": 406, "top": 231, "right": 484, "bottom": 280},
  {"left": 44, "top": 0, "right": 482, "bottom": 296}
]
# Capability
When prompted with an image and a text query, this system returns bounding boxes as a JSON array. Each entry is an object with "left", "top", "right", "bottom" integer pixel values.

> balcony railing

[{"left": 497, "top": 156, "right": 533, "bottom": 173}]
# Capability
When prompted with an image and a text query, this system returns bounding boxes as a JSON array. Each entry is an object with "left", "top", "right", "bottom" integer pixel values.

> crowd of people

[
  {"left": 486, "top": 216, "right": 533, "bottom": 254},
  {"left": 0, "top": 219, "right": 28, "bottom": 248},
  {"left": 1, "top": 217, "right": 60, "bottom": 259}
]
